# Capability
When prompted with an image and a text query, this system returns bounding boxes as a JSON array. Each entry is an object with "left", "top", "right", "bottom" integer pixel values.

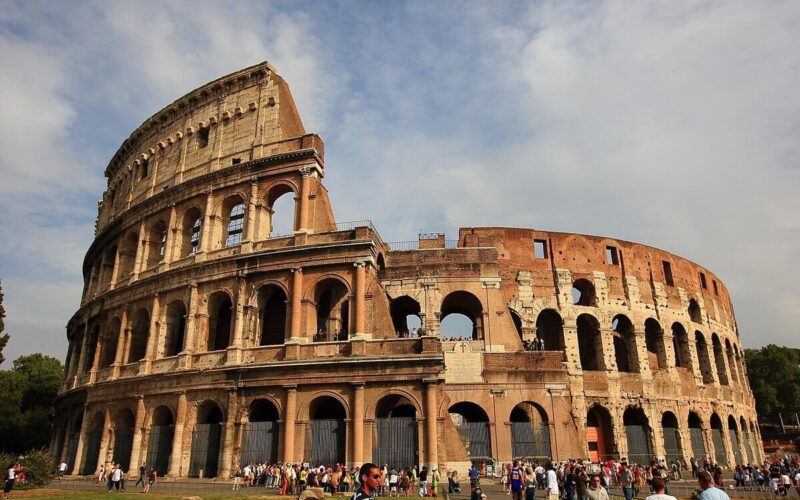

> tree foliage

[
  {"left": 0, "top": 354, "right": 63, "bottom": 453},
  {"left": 0, "top": 279, "right": 9, "bottom": 365},
  {"left": 745, "top": 344, "right": 800, "bottom": 420}
]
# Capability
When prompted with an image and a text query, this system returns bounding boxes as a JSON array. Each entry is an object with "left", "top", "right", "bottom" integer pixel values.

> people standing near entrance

[
  {"left": 418, "top": 465, "right": 429, "bottom": 496},
  {"left": 135, "top": 462, "right": 146, "bottom": 488},
  {"left": 620, "top": 463, "right": 634, "bottom": 500},
  {"left": 57, "top": 461, "right": 67, "bottom": 480},
  {"left": 697, "top": 470, "right": 730, "bottom": 500},
  {"left": 509, "top": 461, "right": 525, "bottom": 500},
  {"left": 469, "top": 464, "right": 480, "bottom": 490},
  {"left": 646, "top": 477, "right": 677, "bottom": 500},
  {"left": 352, "top": 462, "right": 380, "bottom": 500},
  {"left": 546, "top": 463, "right": 560, "bottom": 500}
]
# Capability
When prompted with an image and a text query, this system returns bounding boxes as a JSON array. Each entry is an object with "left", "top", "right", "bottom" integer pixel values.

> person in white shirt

[
  {"left": 58, "top": 461, "right": 67, "bottom": 479},
  {"left": 3, "top": 464, "right": 18, "bottom": 499},
  {"left": 546, "top": 463, "right": 559, "bottom": 500},
  {"left": 645, "top": 477, "right": 677, "bottom": 500}
]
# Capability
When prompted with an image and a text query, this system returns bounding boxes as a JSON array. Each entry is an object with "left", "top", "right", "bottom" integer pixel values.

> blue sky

[{"left": 0, "top": 0, "right": 798, "bottom": 363}]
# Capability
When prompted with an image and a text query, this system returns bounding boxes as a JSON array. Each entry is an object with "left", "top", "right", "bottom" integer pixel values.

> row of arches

[{"left": 586, "top": 406, "right": 759, "bottom": 466}]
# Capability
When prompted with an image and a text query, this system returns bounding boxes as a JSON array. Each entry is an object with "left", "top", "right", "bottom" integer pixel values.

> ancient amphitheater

[{"left": 52, "top": 62, "right": 761, "bottom": 479}]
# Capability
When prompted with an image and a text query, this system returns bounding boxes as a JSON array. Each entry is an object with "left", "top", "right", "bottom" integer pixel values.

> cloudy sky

[{"left": 1, "top": 0, "right": 798, "bottom": 363}]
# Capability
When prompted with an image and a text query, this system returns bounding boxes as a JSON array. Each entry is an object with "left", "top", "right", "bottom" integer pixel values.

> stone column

[
  {"left": 112, "top": 309, "right": 128, "bottom": 379},
  {"left": 179, "top": 284, "right": 198, "bottom": 369},
  {"left": 71, "top": 405, "right": 91, "bottom": 475},
  {"left": 140, "top": 294, "right": 161, "bottom": 375},
  {"left": 283, "top": 386, "right": 297, "bottom": 463},
  {"left": 198, "top": 192, "right": 215, "bottom": 256},
  {"left": 74, "top": 322, "right": 91, "bottom": 387},
  {"left": 94, "top": 251, "right": 108, "bottom": 296},
  {"left": 352, "top": 262, "right": 367, "bottom": 339},
  {"left": 59, "top": 416, "right": 74, "bottom": 465},
  {"left": 108, "top": 246, "right": 121, "bottom": 290},
  {"left": 297, "top": 166, "right": 313, "bottom": 232},
  {"left": 164, "top": 204, "right": 178, "bottom": 265},
  {"left": 219, "top": 390, "right": 238, "bottom": 479},
  {"left": 129, "top": 397, "right": 146, "bottom": 472},
  {"left": 351, "top": 383, "right": 365, "bottom": 466},
  {"left": 244, "top": 180, "right": 259, "bottom": 244},
  {"left": 132, "top": 221, "right": 147, "bottom": 280},
  {"left": 88, "top": 326, "right": 103, "bottom": 384},
  {"left": 424, "top": 381, "right": 439, "bottom": 469},
  {"left": 96, "top": 408, "right": 112, "bottom": 469},
  {"left": 227, "top": 277, "right": 246, "bottom": 365},
  {"left": 167, "top": 392, "right": 188, "bottom": 477},
  {"left": 288, "top": 268, "right": 303, "bottom": 342}
]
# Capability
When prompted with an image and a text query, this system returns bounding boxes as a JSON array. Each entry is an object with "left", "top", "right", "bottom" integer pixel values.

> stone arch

[
  {"left": 112, "top": 407, "right": 135, "bottom": 470},
  {"left": 536, "top": 309, "right": 565, "bottom": 352},
  {"left": 644, "top": 318, "right": 667, "bottom": 370},
  {"left": 672, "top": 322, "right": 692, "bottom": 370},
  {"left": 586, "top": 405, "right": 615, "bottom": 462},
  {"left": 207, "top": 290, "right": 233, "bottom": 351},
  {"left": 710, "top": 413, "right": 727, "bottom": 466},
  {"left": 725, "top": 338, "right": 739, "bottom": 384},
  {"left": 711, "top": 334, "right": 729, "bottom": 385},
  {"left": 688, "top": 411, "right": 707, "bottom": 459},
  {"left": 146, "top": 405, "right": 174, "bottom": 476},
  {"left": 448, "top": 401, "right": 492, "bottom": 466},
  {"left": 179, "top": 205, "right": 203, "bottom": 257},
  {"left": 739, "top": 415, "right": 753, "bottom": 464},
  {"left": 83, "top": 323, "right": 100, "bottom": 374},
  {"left": 189, "top": 400, "right": 223, "bottom": 478},
  {"left": 577, "top": 313, "right": 604, "bottom": 371},
  {"left": 305, "top": 395, "right": 348, "bottom": 466},
  {"left": 510, "top": 401, "right": 551, "bottom": 459},
  {"left": 688, "top": 299, "right": 702, "bottom": 323},
  {"left": 99, "top": 316, "right": 121, "bottom": 369},
  {"left": 367, "top": 389, "right": 423, "bottom": 420},
  {"left": 145, "top": 218, "right": 168, "bottom": 268},
  {"left": 695, "top": 331, "right": 714, "bottom": 384},
  {"left": 509, "top": 308, "right": 524, "bottom": 339},
  {"left": 572, "top": 278, "right": 597, "bottom": 306},
  {"left": 81, "top": 411, "right": 105, "bottom": 475},
  {"left": 376, "top": 253, "right": 386, "bottom": 272},
  {"left": 309, "top": 276, "right": 351, "bottom": 341},
  {"left": 264, "top": 182, "right": 298, "bottom": 237},
  {"left": 440, "top": 290, "right": 484, "bottom": 340},
  {"left": 727, "top": 415, "right": 744, "bottom": 466},
  {"left": 257, "top": 284, "right": 288, "bottom": 346},
  {"left": 612, "top": 314, "right": 639, "bottom": 373},
  {"left": 128, "top": 308, "right": 150, "bottom": 364},
  {"left": 661, "top": 411, "right": 683, "bottom": 464},
  {"left": 390, "top": 295, "right": 422, "bottom": 336},
  {"left": 164, "top": 300, "right": 186, "bottom": 357},
  {"left": 241, "top": 398, "right": 280, "bottom": 465},
  {"left": 117, "top": 231, "right": 139, "bottom": 278},
  {"left": 623, "top": 407, "right": 652, "bottom": 465},
  {"left": 220, "top": 194, "right": 246, "bottom": 248},
  {"left": 373, "top": 393, "right": 420, "bottom": 469}
]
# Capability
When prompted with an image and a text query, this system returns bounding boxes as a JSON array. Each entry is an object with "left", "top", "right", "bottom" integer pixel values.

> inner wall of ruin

[{"left": 52, "top": 61, "right": 761, "bottom": 478}]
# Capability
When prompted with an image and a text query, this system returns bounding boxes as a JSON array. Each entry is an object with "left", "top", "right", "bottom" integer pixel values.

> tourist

[
  {"left": 525, "top": 466, "right": 537, "bottom": 500},
  {"left": 449, "top": 470, "right": 461, "bottom": 494},
  {"left": 619, "top": 463, "right": 634, "bottom": 500},
  {"left": 469, "top": 464, "right": 480, "bottom": 490},
  {"left": 353, "top": 462, "right": 380, "bottom": 500},
  {"left": 586, "top": 474, "right": 609, "bottom": 500},
  {"left": 509, "top": 461, "right": 525, "bottom": 500},
  {"left": 57, "top": 461, "right": 67, "bottom": 480},
  {"left": 418, "top": 465, "right": 429, "bottom": 496},
  {"left": 143, "top": 467, "right": 157, "bottom": 493},
  {"left": 3, "top": 463, "right": 19, "bottom": 500},
  {"left": 646, "top": 477, "right": 676, "bottom": 500},
  {"left": 233, "top": 465, "right": 243, "bottom": 490},
  {"left": 546, "top": 462, "right": 560, "bottom": 500},
  {"left": 135, "top": 462, "right": 147, "bottom": 488},
  {"left": 111, "top": 463, "right": 123, "bottom": 491},
  {"left": 697, "top": 470, "right": 730, "bottom": 500}
]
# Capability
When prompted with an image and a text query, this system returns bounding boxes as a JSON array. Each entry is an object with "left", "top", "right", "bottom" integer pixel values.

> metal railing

[{"left": 334, "top": 219, "right": 375, "bottom": 232}]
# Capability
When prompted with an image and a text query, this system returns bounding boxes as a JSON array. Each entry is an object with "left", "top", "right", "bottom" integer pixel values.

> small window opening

[
  {"left": 231, "top": 157, "right": 242, "bottom": 165},
  {"left": 699, "top": 272, "right": 707, "bottom": 289},
  {"left": 197, "top": 126, "right": 210, "bottom": 149},
  {"left": 605, "top": 246, "right": 619, "bottom": 265},
  {"left": 225, "top": 204, "right": 245, "bottom": 247},
  {"left": 140, "top": 159, "right": 149, "bottom": 180},
  {"left": 534, "top": 239, "right": 547, "bottom": 259},
  {"left": 190, "top": 217, "right": 202, "bottom": 254},
  {"left": 712, "top": 280, "right": 718, "bottom": 295},
  {"left": 663, "top": 261, "right": 674, "bottom": 287}
]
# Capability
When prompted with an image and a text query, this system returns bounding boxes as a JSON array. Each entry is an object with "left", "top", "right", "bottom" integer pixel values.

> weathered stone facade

[{"left": 52, "top": 62, "right": 761, "bottom": 478}]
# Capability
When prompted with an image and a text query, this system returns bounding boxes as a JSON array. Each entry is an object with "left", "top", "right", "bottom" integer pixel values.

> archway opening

[
  {"left": 222, "top": 196, "right": 246, "bottom": 248},
  {"left": 449, "top": 402, "right": 491, "bottom": 467},
  {"left": 117, "top": 232, "right": 139, "bottom": 279},
  {"left": 128, "top": 309, "right": 150, "bottom": 364},
  {"left": 305, "top": 396, "right": 347, "bottom": 466},
  {"left": 181, "top": 207, "right": 203, "bottom": 257},
  {"left": 623, "top": 407, "right": 652, "bottom": 465},
  {"left": 259, "top": 285, "right": 287, "bottom": 345},
  {"left": 314, "top": 279, "right": 349, "bottom": 341},
  {"left": 146, "top": 220, "right": 167, "bottom": 269},
  {"left": 612, "top": 315, "right": 638, "bottom": 373},
  {"left": 710, "top": 413, "right": 727, "bottom": 466},
  {"left": 572, "top": 279, "right": 596, "bottom": 306},
  {"left": 99, "top": 317, "right": 121, "bottom": 369},
  {"left": 662, "top": 412, "right": 682, "bottom": 464},
  {"left": 536, "top": 309, "right": 565, "bottom": 353},
  {"left": 586, "top": 406, "right": 614, "bottom": 462},
  {"left": 509, "top": 309, "right": 524, "bottom": 338},
  {"left": 83, "top": 324, "right": 100, "bottom": 374},
  {"left": 164, "top": 300, "right": 186, "bottom": 357},
  {"left": 728, "top": 415, "right": 743, "bottom": 466},
  {"left": 374, "top": 395, "right": 419, "bottom": 469},
  {"left": 672, "top": 323, "right": 692, "bottom": 370},
  {"left": 577, "top": 314, "right": 604, "bottom": 371},
  {"left": 113, "top": 409, "right": 135, "bottom": 471},
  {"left": 688, "top": 299, "right": 702, "bottom": 323},
  {"left": 242, "top": 400, "right": 280, "bottom": 465},
  {"left": 688, "top": 412, "right": 707, "bottom": 460},
  {"left": 146, "top": 406, "right": 174, "bottom": 476},
  {"left": 645, "top": 318, "right": 667, "bottom": 370},
  {"left": 81, "top": 412, "right": 104, "bottom": 475},
  {"left": 510, "top": 402, "right": 551, "bottom": 460},
  {"left": 207, "top": 292, "right": 232, "bottom": 351},
  {"left": 267, "top": 186, "right": 296, "bottom": 237},
  {"left": 440, "top": 291, "right": 484, "bottom": 340},
  {"left": 711, "top": 334, "right": 729, "bottom": 385},
  {"left": 740, "top": 416, "right": 754, "bottom": 465},
  {"left": 389, "top": 295, "right": 422, "bottom": 337},
  {"left": 189, "top": 401, "right": 223, "bottom": 478},
  {"left": 695, "top": 332, "right": 714, "bottom": 384},
  {"left": 725, "top": 339, "right": 739, "bottom": 384}
]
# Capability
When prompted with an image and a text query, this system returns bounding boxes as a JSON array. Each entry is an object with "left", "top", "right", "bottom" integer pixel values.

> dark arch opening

[
  {"left": 146, "top": 220, "right": 167, "bottom": 269},
  {"left": 510, "top": 402, "right": 551, "bottom": 460},
  {"left": 117, "top": 232, "right": 139, "bottom": 278},
  {"left": 710, "top": 413, "right": 727, "bottom": 466},
  {"left": 266, "top": 185, "right": 296, "bottom": 237},
  {"left": 711, "top": 334, "right": 729, "bottom": 385},
  {"left": 83, "top": 324, "right": 100, "bottom": 374},
  {"left": 147, "top": 406, "right": 174, "bottom": 477},
  {"left": 81, "top": 412, "right": 105, "bottom": 475},
  {"left": 577, "top": 314, "right": 604, "bottom": 371},
  {"left": 728, "top": 415, "right": 744, "bottom": 465},
  {"left": 612, "top": 315, "right": 638, "bottom": 373},
  {"left": 259, "top": 285, "right": 288, "bottom": 345},
  {"left": 645, "top": 318, "right": 667, "bottom": 370},
  {"left": 390, "top": 295, "right": 422, "bottom": 337},
  {"left": 688, "top": 299, "right": 702, "bottom": 323},
  {"left": 623, "top": 408, "right": 652, "bottom": 464},
  {"left": 99, "top": 317, "right": 121, "bottom": 369},
  {"left": 314, "top": 279, "right": 349, "bottom": 342},
  {"left": 572, "top": 279, "right": 596, "bottom": 306},
  {"left": 662, "top": 412, "right": 682, "bottom": 464},
  {"left": 672, "top": 323, "right": 692, "bottom": 369},
  {"left": 189, "top": 401, "right": 223, "bottom": 478},
  {"left": 306, "top": 397, "right": 347, "bottom": 466},
  {"left": 222, "top": 196, "right": 246, "bottom": 248},
  {"left": 164, "top": 300, "right": 186, "bottom": 357},
  {"left": 449, "top": 402, "right": 491, "bottom": 467},
  {"left": 695, "top": 331, "right": 714, "bottom": 384},
  {"left": 128, "top": 309, "right": 150, "bottom": 363},
  {"left": 242, "top": 400, "right": 280, "bottom": 465},
  {"left": 374, "top": 395, "right": 419, "bottom": 469},
  {"left": 441, "top": 291, "right": 484, "bottom": 340},
  {"left": 536, "top": 309, "right": 565, "bottom": 353},
  {"left": 586, "top": 406, "right": 615, "bottom": 462},
  {"left": 181, "top": 207, "right": 203, "bottom": 257},
  {"left": 113, "top": 409, "right": 135, "bottom": 471},
  {"left": 509, "top": 309, "right": 524, "bottom": 339},
  {"left": 207, "top": 292, "right": 232, "bottom": 351}
]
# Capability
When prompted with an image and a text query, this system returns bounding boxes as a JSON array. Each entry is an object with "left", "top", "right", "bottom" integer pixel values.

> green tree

[
  {"left": 0, "top": 279, "right": 9, "bottom": 365},
  {"left": 13, "top": 353, "right": 63, "bottom": 411},
  {"left": 0, "top": 370, "right": 26, "bottom": 451},
  {"left": 745, "top": 344, "right": 800, "bottom": 419}
]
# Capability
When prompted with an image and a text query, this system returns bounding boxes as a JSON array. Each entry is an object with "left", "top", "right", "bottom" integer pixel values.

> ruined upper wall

[{"left": 95, "top": 61, "right": 318, "bottom": 233}]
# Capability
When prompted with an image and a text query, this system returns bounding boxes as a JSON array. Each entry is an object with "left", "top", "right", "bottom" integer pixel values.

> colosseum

[{"left": 52, "top": 61, "right": 762, "bottom": 479}]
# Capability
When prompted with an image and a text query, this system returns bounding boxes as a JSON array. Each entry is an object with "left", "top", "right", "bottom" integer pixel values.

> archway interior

[
  {"left": 83, "top": 325, "right": 100, "bottom": 374},
  {"left": 306, "top": 397, "right": 347, "bottom": 466},
  {"left": 100, "top": 318, "right": 121, "bottom": 369},
  {"left": 510, "top": 309, "right": 523, "bottom": 338},
  {"left": 586, "top": 407, "right": 614, "bottom": 462},
  {"left": 645, "top": 319, "right": 667, "bottom": 370},
  {"left": 572, "top": 279, "right": 596, "bottom": 306},
  {"left": 208, "top": 292, "right": 232, "bottom": 351},
  {"left": 65, "top": 413, "right": 84, "bottom": 473},
  {"left": 81, "top": 412, "right": 105, "bottom": 475},
  {"left": 612, "top": 315, "right": 638, "bottom": 373},
  {"left": 740, "top": 416, "right": 754, "bottom": 464},
  {"left": 728, "top": 415, "right": 744, "bottom": 465},
  {"left": 389, "top": 295, "right": 421, "bottom": 336},
  {"left": 623, "top": 408, "right": 652, "bottom": 464},
  {"left": 118, "top": 232, "right": 138, "bottom": 278},
  {"left": 536, "top": 309, "right": 565, "bottom": 352},
  {"left": 267, "top": 188, "right": 296, "bottom": 237},
  {"left": 146, "top": 406, "right": 174, "bottom": 476},
  {"left": 259, "top": 286, "right": 287, "bottom": 346},
  {"left": 146, "top": 220, "right": 167, "bottom": 268},
  {"left": 440, "top": 291, "right": 483, "bottom": 340},
  {"left": 688, "top": 412, "right": 707, "bottom": 459},
  {"left": 672, "top": 323, "right": 692, "bottom": 369},
  {"left": 688, "top": 299, "right": 702, "bottom": 323},
  {"left": 374, "top": 395, "right": 418, "bottom": 469},
  {"left": 242, "top": 400, "right": 280, "bottom": 465},
  {"left": 661, "top": 412, "right": 682, "bottom": 464},
  {"left": 113, "top": 409, "right": 135, "bottom": 471},
  {"left": 577, "top": 314, "right": 604, "bottom": 371},
  {"left": 510, "top": 402, "right": 551, "bottom": 460},
  {"left": 128, "top": 309, "right": 150, "bottom": 363},
  {"left": 710, "top": 414, "right": 728, "bottom": 466},
  {"left": 189, "top": 402, "right": 223, "bottom": 478},
  {"left": 711, "top": 335, "right": 729, "bottom": 385},
  {"left": 449, "top": 402, "right": 491, "bottom": 467},
  {"left": 181, "top": 207, "right": 203, "bottom": 257},
  {"left": 695, "top": 332, "right": 714, "bottom": 384},
  {"left": 164, "top": 301, "right": 186, "bottom": 357},
  {"left": 315, "top": 279, "right": 349, "bottom": 341}
]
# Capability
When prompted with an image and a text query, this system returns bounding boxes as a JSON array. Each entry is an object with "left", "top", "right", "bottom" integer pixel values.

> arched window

[
  {"left": 688, "top": 299, "right": 702, "bottom": 323},
  {"left": 695, "top": 331, "right": 714, "bottom": 384},
  {"left": 127, "top": 309, "right": 150, "bottom": 364},
  {"left": 259, "top": 285, "right": 287, "bottom": 345},
  {"left": 207, "top": 292, "right": 232, "bottom": 351},
  {"left": 83, "top": 324, "right": 100, "bottom": 374},
  {"left": 163, "top": 301, "right": 186, "bottom": 357},
  {"left": 725, "top": 339, "right": 740, "bottom": 384},
  {"left": 146, "top": 220, "right": 167, "bottom": 268},
  {"left": 572, "top": 279, "right": 596, "bottom": 306},
  {"left": 672, "top": 323, "right": 692, "bottom": 370},
  {"left": 118, "top": 232, "right": 139, "bottom": 278},
  {"left": 536, "top": 309, "right": 565, "bottom": 353},
  {"left": 440, "top": 291, "right": 484, "bottom": 340},
  {"left": 224, "top": 203, "right": 245, "bottom": 247},
  {"left": 313, "top": 279, "right": 350, "bottom": 341},
  {"left": 644, "top": 318, "right": 667, "bottom": 370},
  {"left": 612, "top": 315, "right": 639, "bottom": 373},
  {"left": 577, "top": 314, "right": 604, "bottom": 371},
  {"left": 390, "top": 295, "right": 422, "bottom": 337},
  {"left": 180, "top": 207, "right": 203, "bottom": 257},
  {"left": 712, "top": 334, "right": 728, "bottom": 385},
  {"left": 266, "top": 185, "right": 296, "bottom": 237},
  {"left": 99, "top": 317, "right": 121, "bottom": 369}
]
